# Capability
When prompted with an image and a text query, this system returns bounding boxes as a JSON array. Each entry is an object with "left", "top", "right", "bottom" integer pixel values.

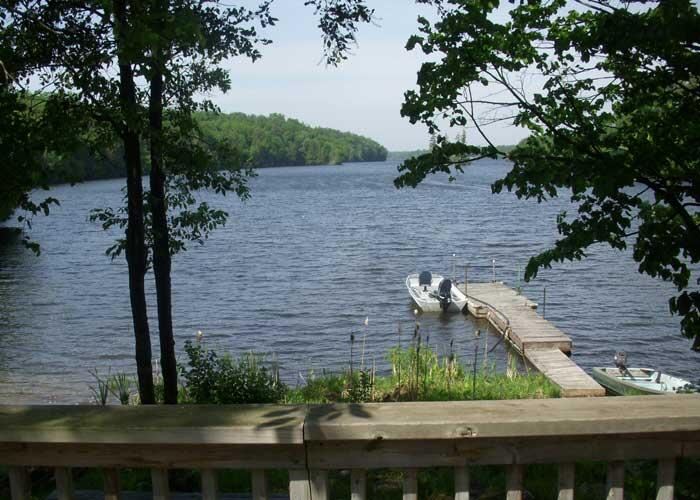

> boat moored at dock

[
  {"left": 591, "top": 367, "right": 698, "bottom": 395},
  {"left": 406, "top": 271, "right": 468, "bottom": 313}
]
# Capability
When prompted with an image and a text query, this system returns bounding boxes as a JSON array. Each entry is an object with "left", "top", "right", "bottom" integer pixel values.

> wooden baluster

[
  {"left": 402, "top": 469, "right": 418, "bottom": 500},
  {"left": 506, "top": 464, "right": 524, "bottom": 500},
  {"left": 350, "top": 470, "right": 367, "bottom": 500},
  {"left": 201, "top": 469, "right": 218, "bottom": 500},
  {"left": 251, "top": 470, "right": 268, "bottom": 500},
  {"left": 454, "top": 466, "right": 470, "bottom": 500},
  {"left": 9, "top": 467, "right": 29, "bottom": 500},
  {"left": 606, "top": 462, "right": 624, "bottom": 500},
  {"left": 310, "top": 470, "right": 328, "bottom": 500},
  {"left": 102, "top": 468, "right": 121, "bottom": 500},
  {"left": 288, "top": 470, "right": 310, "bottom": 500},
  {"left": 151, "top": 468, "right": 170, "bottom": 500},
  {"left": 656, "top": 459, "right": 675, "bottom": 500},
  {"left": 557, "top": 463, "right": 575, "bottom": 500},
  {"left": 55, "top": 467, "right": 74, "bottom": 500}
]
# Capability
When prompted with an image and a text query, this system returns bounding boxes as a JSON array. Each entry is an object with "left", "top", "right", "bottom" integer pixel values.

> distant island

[
  {"left": 49, "top": 112, "right": 388, "bottom": 184},
  {"left": 387, "top": 144, "right": 518, "bottom": 163},
  {"left": 386, "top": 150, "right": 430, "bottom": 162}
]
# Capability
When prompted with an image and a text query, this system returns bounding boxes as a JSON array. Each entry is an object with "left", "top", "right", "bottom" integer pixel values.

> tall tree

[
  {"left": 114, "top": 0, "right": 156, "bottom": 403},
  {"left": 395, "top": 0, "right": 700, "bottom": 350},
  {"left": 147, "top": 0, "right": 175, "bottom": 404}
]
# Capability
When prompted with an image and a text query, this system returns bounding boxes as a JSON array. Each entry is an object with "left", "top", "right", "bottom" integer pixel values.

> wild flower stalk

[
  {"left": 396, "top": 320, "right": 402, "bottom": 392},
  {"left": 360, "top": 316, "right": 369, "bottom": 369},
  {"left": 483, "top": 332, "right": 489, "bottom": 369},
  {"left": 414, "top": 334, "right": 421, "bottom": 400},
  {"left": 472, "top": 330, "right": 480, "bottom": 400},
  {"left": 424, "top": 334, "right": 430, "bottom": 396},
  {"left": 349, "top": 331, "right": 355, "bottom": 382}
]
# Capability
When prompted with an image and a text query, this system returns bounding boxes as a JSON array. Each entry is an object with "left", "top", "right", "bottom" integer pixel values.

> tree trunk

[
  {"left": 114, "top": 0, "right": 155, "bottom": 405},
  {"left": 149, "top": 0, "right": 178, "bottom": 404}
]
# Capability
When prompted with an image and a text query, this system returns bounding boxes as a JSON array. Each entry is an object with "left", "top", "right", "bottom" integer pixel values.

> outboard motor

[
  {"left": 614, "top": 352, "right": 628, "bottom": 374},
  {"left": 418, "top": 271, "right": 432, "bottom": 292},
  {"left": 438, "top": 279, "right": 453, "bottom": 312}
]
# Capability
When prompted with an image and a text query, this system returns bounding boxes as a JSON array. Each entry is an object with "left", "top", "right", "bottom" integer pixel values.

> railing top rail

[
  {"left": 0, "top": 404, "right": 305, "bottom": 445},
  {"left": 304, "top": 395, "right": 700, "bottom": 441},
  {"left": 1, "top": 395, "right": 699, "bottom": 446}
]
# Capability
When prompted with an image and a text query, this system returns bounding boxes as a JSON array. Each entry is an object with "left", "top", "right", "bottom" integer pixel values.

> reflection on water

[{"left": 0, "top": 160, "right": 696, "bottom": 403}]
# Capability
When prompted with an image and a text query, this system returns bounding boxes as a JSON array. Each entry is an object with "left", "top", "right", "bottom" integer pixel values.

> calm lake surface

[{"left": 0, "top": 159, "right": 696, "bottom": 403}]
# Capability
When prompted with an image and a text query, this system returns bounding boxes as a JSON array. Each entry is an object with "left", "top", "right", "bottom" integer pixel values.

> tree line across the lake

[{"left": 42, "top": 110, "right": 387, "bottom": 186}]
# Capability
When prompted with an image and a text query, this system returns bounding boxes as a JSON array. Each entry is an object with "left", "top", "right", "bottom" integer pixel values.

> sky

[{"left": 212, "top": 1, "right": 527, "bottom": 151}]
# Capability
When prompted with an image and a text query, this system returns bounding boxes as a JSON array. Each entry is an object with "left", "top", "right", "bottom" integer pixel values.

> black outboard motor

[{"left": 438, "top": 279, "right": 453, "bottom": 312}]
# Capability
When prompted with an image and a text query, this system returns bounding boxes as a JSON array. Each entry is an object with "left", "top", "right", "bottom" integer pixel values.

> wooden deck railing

[{"left": 1, "top": 395, "right": 699, "bottom": 500}]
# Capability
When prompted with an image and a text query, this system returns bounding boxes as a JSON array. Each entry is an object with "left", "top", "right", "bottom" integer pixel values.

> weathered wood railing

[{"left": 2, "top": 395, "right": 699, "bottom": 500}]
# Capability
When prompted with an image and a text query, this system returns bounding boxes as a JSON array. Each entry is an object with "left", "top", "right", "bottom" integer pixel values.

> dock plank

[{"left": 459, "top": 282, "right": 604, "bottom": 397}]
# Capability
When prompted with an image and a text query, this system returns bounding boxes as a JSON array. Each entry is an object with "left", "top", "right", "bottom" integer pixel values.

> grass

[{"left": 285, "top": 343, "right": 560, "bottom": 404}]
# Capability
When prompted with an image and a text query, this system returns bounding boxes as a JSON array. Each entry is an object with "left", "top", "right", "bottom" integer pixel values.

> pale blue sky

[{"left": 213, "top": 1, "right": 526, "bottom": 150}]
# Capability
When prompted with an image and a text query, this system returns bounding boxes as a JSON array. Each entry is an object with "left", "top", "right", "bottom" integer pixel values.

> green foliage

[
  {"left": 304, "top": 0, "right": 374, "bottom": 66},
  {"left": 0, "top": 89, "right": 87, "bottom": 252},
  {"left": 88, "top": 127, "right": 254, "bottom": 261},
  {"left": 108, "top": 372, "right": 134, "bottom": 405},
  {"left": 197, "top": 111, "right": 388, "bottom": 168},
  {"left": 178, "top": 340, "right": 286, "bottom": 404},
  {"left": 284, "top": 343, "right": 559, "bottom": 403},
  {"left": 395, "top": 0, "right": 700, "bottom": 350}
]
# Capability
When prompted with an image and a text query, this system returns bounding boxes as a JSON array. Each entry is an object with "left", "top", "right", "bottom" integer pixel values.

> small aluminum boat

[
  {"left": 591, "top": 366, "right": 698, "bottom": 396},
  {"left": 406, "top": 271, "right": 468, "bottom": 313}
]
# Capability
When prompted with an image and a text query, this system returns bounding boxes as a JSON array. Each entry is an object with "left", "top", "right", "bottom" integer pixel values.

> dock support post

[
  {"left": 543, "top": 287, "right": 547, "bottom": 319},
  {"left": 464, "top": 265, "right": 468, "bottom": 299}
]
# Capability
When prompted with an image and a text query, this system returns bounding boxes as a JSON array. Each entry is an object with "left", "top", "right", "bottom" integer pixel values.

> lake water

[{"left": 0, "top": 160, "right": 696, "bottom": 403}]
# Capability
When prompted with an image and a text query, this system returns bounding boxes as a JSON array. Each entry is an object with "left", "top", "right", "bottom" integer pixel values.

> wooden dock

[{"left": 459, "top": 282, "right": 605, "bottom": 398}]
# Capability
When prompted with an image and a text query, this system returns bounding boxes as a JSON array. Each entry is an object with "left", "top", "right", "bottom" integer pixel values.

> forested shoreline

[{"left": 48, "top": 112, "right": 387, "bottom": 185}]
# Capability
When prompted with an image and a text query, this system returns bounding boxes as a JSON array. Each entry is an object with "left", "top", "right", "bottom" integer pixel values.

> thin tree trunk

[
  {"left": 114, "top": 0, "right": 155, "bottom": 405},
  {"left": 149, "top": 0, "right": 178, "bottom": 404}
]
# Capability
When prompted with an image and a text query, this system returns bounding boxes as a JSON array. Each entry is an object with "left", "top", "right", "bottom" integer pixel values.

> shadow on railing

[{"left": 2, "top": 396, "right": 699, "bottom": 499}]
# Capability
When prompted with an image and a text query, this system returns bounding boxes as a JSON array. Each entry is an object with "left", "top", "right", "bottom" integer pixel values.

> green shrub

[{"left": 178, "top": 341, "right": 286, "bottom": 404}]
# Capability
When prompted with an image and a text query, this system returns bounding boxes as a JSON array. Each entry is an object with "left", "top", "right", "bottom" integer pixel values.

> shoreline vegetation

[
  {"left": 386, "top": 144, "right": 517, "bottom": 163},
  {"left": 90, "top": 337, "right": 560, "bottom": 406},
  {"left": 44, "top": 112, "right": 388, "bottom": 186}
]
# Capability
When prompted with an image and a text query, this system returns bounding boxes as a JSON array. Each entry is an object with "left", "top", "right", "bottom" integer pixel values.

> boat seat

[{"left": 419, "top": 271, "right": 432, "bottom": 287}]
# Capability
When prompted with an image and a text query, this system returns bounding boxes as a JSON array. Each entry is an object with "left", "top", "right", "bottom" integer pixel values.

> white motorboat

[
  {"left": 591, "top": 367, "right": 698, "bottom": 395},
  {"left": 406, "top": 271, "right": 468, "bottom": 313},
  {"left": 591, "top": 352, "right": 698, "bottom": 395}
]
